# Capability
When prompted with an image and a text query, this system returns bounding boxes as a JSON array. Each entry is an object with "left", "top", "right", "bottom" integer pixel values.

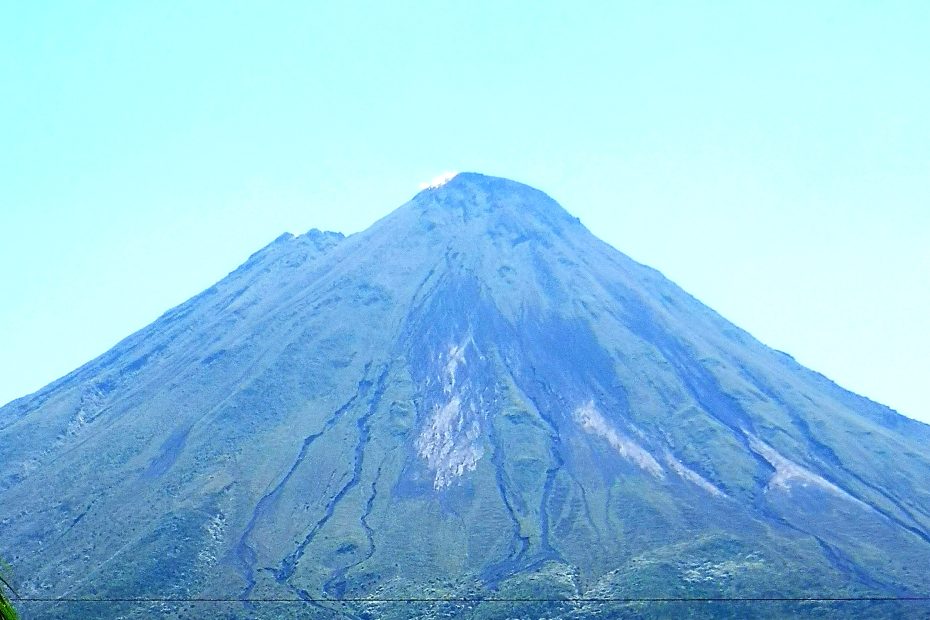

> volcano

[{"left": 2, "top": 173, "right": 929, "bottom": 619}]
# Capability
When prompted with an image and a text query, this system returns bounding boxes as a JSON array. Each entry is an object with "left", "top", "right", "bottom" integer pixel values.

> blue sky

[{"left": 1, "top": 2, "right": 928, "bottom": 422}]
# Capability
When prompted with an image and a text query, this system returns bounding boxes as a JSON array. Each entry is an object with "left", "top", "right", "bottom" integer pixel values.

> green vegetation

[
  {"left": 0, "top": 597, "right": 15, "bottom": 620},
  {"left": 0, "top": 562, "right": 18, "bottom": 620}
]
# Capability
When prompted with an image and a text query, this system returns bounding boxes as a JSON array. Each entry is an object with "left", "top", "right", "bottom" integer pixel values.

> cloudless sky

[{"left": 1, "top": 2, "right": 928, "bottom": 422}]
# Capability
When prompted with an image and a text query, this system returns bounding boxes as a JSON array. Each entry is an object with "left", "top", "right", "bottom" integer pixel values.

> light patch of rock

[
  {"left": 663, "top": 451, "right": 725, "bottom": 497},
  {"left": 416, "top": 341, "right": 483, "bottom": 489},
  {"left": 681, "top": 553, "right": 765, "bottom": 583},
  {"left": 745, "top": 433, "right": 868, "bottom": 507},
  {"left": 573, "top": 401, "right": 664, "bottom": 478},
  {"left": 416, "top": 395, "right": 483, "bottom": 489},
  {"left": 443, "top": 342, "right": 467, "bottom": 395},
  {"left": 196, "top": 512, "right": 226, "bottom": 569}
]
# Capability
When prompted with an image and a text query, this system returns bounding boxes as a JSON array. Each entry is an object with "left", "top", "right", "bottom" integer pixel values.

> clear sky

[{"left": 1, "top": 2, "right": 928, "bottom": 422}]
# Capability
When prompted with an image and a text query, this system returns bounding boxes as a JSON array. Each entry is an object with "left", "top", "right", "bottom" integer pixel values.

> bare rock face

[{"left": 2, "top": 173, "right": 930, "bottom": 619}]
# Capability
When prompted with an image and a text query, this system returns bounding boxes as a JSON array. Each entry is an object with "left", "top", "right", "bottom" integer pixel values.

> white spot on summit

[{"left": 419, "top": 171, "right": 458, "bottom": 190}]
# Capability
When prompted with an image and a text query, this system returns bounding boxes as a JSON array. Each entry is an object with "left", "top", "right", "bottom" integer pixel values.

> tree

[{"left": 0, "top": 564, "right": 18, "bottom": 620}]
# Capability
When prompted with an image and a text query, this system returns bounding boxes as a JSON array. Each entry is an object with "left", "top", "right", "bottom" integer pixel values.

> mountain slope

[{"left": 2, "top": 173, "right": 929, "bottom": 619}]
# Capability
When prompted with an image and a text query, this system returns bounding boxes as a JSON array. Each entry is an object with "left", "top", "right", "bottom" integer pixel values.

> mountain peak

[
  {"left": 4, "top": 173, "right": 930, "bottom": 619},
  {"left": 421, "top": 171, "right": 548, "bottom": 197},
  {"left": 410, "top": 172, "right": 581, "bottom": 238}
]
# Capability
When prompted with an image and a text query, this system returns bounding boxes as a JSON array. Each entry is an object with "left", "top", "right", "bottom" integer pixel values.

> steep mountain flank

[{"left": 2, "top": 173, "right": 928, "bottom": 619}]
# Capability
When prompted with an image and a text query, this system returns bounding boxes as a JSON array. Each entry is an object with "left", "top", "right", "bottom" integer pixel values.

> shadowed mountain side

[{"left": 2, "top": 173, "right": 929, "bottom": 619}]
